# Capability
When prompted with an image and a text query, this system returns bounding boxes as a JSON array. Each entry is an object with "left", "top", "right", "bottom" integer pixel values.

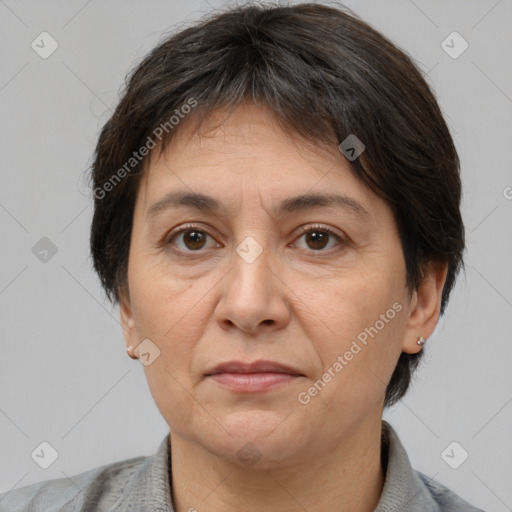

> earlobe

[
  {"left": 119, "top": 293, "right": 137, "bottom": 351},
  {"left": 402, "top": 262, "right": 449, "bottom": 354}
]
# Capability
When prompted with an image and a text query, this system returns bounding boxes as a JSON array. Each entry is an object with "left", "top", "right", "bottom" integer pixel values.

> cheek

[
  {"left": 296, "top": 263, "right": 407, "bottom": 400},
  {"left": 128, "top": 261, "right": 212, "bottom": 369},
  {"left": 306, "top": 269, "right": 403, "bottom": 348},
  {"left": 129, "top": 268, "right": 214, "bottom": 431}
]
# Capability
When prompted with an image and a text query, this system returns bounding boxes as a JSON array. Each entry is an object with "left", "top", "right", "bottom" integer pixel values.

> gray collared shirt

[{"left": 0, "top": 421, "right": 485, "bottom": 511}]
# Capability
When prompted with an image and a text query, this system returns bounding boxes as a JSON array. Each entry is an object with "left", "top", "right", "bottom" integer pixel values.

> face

[{"left": 121, "top": 103, "right": 440, "bottom": 468}]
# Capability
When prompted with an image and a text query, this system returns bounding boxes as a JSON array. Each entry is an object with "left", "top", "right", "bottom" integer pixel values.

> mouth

[
  {"left": 204, "top": 360, "right": 304, "bottom": 393},
  {"left": 207, "top": 372, "right": 303, "bottom": 392}
]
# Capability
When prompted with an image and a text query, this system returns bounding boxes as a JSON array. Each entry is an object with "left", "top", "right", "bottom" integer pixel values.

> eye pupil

[
  {"left": 184, "top": 230, "right": 206, "bottom": 250},
  {"left": 306, "top": 231, "right": 329, "bottom": 250}
]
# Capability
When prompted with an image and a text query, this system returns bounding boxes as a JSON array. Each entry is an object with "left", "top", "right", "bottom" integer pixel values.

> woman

[{"left": 0, "top": 2, "right": 484, "bottom": 511}]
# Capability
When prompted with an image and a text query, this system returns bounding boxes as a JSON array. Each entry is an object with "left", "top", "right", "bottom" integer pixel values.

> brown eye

[
  {"left": 166, "top": 225, "right": 218, "bottom": 252},
  {"left": 294, "top": 225, "right": 344, "bottom": 252},
  {"left": 304, "top": 230, "right": 330, "bottom": 250},
  {"left": 181, "top": 230, "right": 208, "bottom": 250}
]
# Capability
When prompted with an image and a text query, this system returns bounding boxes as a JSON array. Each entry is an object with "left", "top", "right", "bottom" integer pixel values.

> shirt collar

[
  {"left": 110, "top": 433, "right": 174, "bottom": 511},
  {"left": 111, "top": 421, "right": 438, "bottom": 512},
  {"left": 375, "top": 420, "right": 439, "bottom": 511}
]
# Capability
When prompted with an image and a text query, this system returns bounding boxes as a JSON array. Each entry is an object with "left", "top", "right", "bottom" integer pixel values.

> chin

[{"left": 198, "top": 410, "right": 309, "bottom": 469}]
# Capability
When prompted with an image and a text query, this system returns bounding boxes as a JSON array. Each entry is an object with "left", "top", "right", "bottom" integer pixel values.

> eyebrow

[{"left": 146, "top": 191, "right": 373, "bottom": 221}]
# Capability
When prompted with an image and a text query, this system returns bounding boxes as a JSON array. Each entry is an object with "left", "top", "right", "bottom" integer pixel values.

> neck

[{"left": 169, "top": 417, "right": 385, "bottom": 512}]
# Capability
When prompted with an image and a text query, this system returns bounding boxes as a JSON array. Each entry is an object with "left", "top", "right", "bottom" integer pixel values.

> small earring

[
  {"left": 126, "top": 346, "right": 138, "bottom": 360},
  {"left": 417, "top": 336, "right": 426, "bottom": 346}
]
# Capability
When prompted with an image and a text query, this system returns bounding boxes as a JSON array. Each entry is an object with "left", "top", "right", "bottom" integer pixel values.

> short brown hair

[{"left": 89, "top": 2, "right": 465, "bottom": 407}]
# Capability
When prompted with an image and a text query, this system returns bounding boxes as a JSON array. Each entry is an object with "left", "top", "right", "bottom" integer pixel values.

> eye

[
  {"left": 293, "top": 224, "right": 344, "bottom": 252},
  {"left": 165, "top": 224, "right": 219, "bottom": 252},
  {"left": 163, "top": 223, "right": 345, "bottom": 254}
]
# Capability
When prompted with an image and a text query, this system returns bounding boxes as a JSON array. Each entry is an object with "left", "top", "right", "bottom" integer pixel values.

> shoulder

[
  {"left": 0, "top": 454, "right": 148, "bottom": 512},
  {"left": 379, "top": 421, "right": 486, "bottom": 512},
  {"left": 416, "top": 471, "right": 487, "bottom": 512}
]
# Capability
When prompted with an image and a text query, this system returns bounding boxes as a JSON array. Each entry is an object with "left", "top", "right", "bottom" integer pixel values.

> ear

[
  {"left": 402, "top": 261, "right": 449, "bottom": 354},
  {"left": 120, "top": 291, "right": 138, "bottom": 351}
]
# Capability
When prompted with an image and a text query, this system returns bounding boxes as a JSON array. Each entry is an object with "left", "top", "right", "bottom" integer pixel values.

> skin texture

[{"left": 120, "top": 103, "right": 448, "bottom": 512}]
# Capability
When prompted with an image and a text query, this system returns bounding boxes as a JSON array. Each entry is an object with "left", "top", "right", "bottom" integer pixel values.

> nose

[{"left": 214, "top": 238, "right": 291, "bottom": 335}]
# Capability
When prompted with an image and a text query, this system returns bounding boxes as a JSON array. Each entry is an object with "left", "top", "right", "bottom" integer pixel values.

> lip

[
  {"left": 205, "top": 359, "right": 304, "bottom": 377},
  {"left": 209, "top": 372, "right": 301, "bottom": 392},
  {"left": 205, "top": 360, "right": 304, "bottom": 393}
]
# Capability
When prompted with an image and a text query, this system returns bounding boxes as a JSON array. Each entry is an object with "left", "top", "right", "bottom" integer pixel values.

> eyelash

[{"left": 163, "top": 223, "right": 346, "bottom": 255}]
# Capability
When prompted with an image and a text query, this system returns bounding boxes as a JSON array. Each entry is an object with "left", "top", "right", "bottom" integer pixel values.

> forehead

[
  {"left": 136, "top": 104, "right": 381, "bottom": 221},
  {"left": 150, "top": 104, "right": 337, "bottom": 170}
]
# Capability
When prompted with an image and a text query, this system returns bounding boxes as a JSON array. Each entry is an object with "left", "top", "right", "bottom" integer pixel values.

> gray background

[{"left": 0, "top": 0, "right": 511, "bottom": 510}]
